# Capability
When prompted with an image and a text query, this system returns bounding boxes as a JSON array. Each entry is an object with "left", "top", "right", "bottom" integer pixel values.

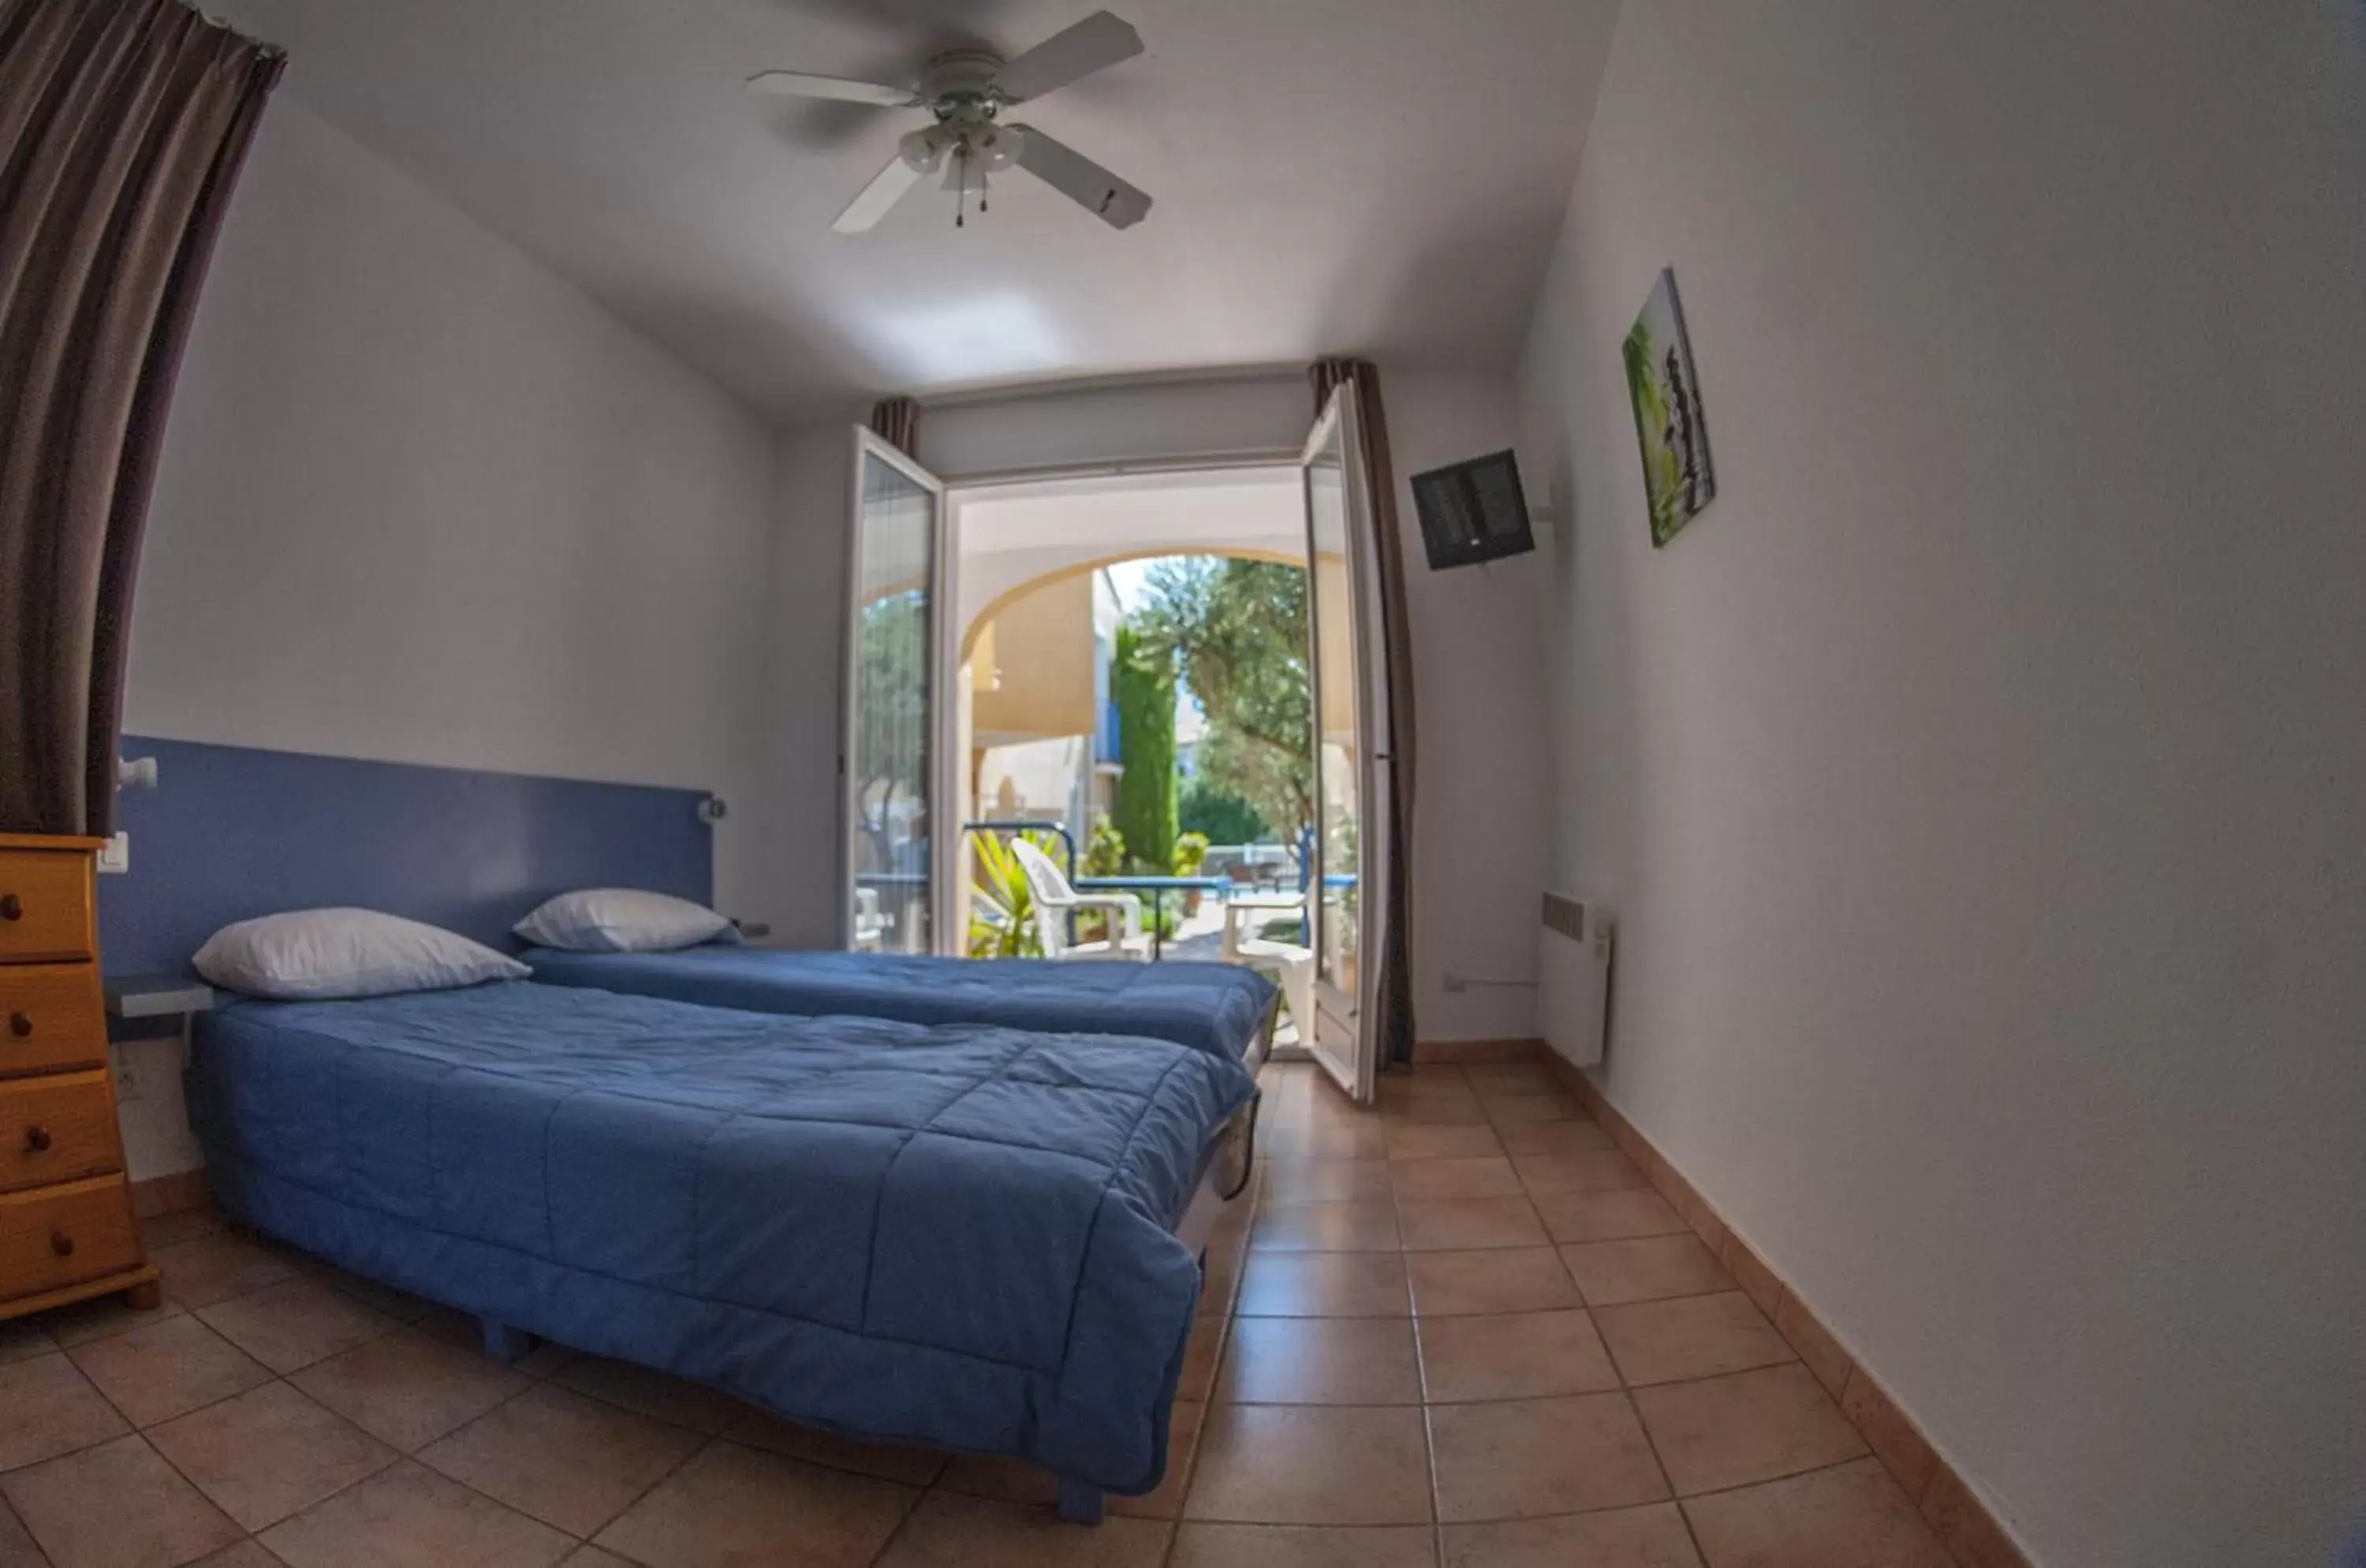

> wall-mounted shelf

[{"left": 103, "top": 975, "right": 215, "bottom": 1021}]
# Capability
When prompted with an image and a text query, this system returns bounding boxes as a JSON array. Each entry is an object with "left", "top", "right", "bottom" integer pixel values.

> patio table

[{"left": 1074, "top": 874, "right": 1228, "bottom": 960}]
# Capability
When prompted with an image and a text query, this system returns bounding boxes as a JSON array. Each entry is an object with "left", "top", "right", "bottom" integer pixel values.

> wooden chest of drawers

[{"left": 0, "top": 834, "right": 159, "bottom": 1320}]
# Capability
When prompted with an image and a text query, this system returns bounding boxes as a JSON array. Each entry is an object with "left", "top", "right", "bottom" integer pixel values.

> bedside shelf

[{"left": 103, "top": 975, "right": 215, "bottom": 1021}]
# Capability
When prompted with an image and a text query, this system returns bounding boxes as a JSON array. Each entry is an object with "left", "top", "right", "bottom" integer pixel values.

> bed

[
  {"left": 186, "top": 980, "right": 1256, "bottom": 1518},
  {"left": 522, "top": 945, "right": 1279, "bottom": 1072}
]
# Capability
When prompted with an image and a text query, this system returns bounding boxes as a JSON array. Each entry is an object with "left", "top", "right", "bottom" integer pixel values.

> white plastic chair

[
  {"left": 851, "top": 887, "right": 890, "bottom": 953},
  {"left": 1225, "top": 899, "right": 1315, "bottom": 1042},
  {"left": 1219, "top": 892, "right": 1306, "bottom": 965},
  {"left": 1012, "top": 840, "right": 1152, "bottom": 961}
]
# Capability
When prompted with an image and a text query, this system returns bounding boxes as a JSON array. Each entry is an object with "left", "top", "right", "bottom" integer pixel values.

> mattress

[
  {"left": 523, "top": 946, "right": 1278, "bottom": 1069},
  {"left": 187, "top": 980, "right": 1254, "bottom": 1492}
]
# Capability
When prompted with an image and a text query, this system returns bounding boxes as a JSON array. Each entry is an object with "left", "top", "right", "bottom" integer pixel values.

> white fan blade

[
  {"left": 746, "top": 69, "right": 916, "bottom": 106},
  {"left": 1010, "top": 124, "right": 1151, "bottom": 228},
  {"left": 993, "top": 10, "right": 1143, "bottom": 103},
  {"left": 834, "top": 155, "right": 924, "bottom": 233}
]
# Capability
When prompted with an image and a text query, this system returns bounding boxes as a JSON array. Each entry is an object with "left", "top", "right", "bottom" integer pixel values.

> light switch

[{"left": 97, "top": 831, "right": 130, "bottom": 874}]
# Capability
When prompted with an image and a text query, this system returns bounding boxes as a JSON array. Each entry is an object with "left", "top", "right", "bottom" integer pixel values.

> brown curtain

[
  {"left": 0, "top": 0, "right": 281, "bottom": 837},
  {"left": 869, "top": 396, "right": 921, "bottom": 458},
  {"left": 1308, "top": 357, "right": 1419, "bottom": 1068}
]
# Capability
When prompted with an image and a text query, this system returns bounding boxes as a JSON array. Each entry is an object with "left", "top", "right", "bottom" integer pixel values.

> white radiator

[{"left": 1536, "top": 891, "right": 1614, "bottom": 1066}]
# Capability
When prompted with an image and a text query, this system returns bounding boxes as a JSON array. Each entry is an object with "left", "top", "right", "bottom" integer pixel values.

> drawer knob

[
  {"left": 24, "top": 1126, "right": 50, "bottom": 1153},
  {"left": 0, "top": 894, "right": 19, "bottom": 921},
  {"left": 7, "top": 1013, "right": 28, "bottom": 1039},
  {"left": 50, "top": 1230, "right": 73, "bottom": 1258}
]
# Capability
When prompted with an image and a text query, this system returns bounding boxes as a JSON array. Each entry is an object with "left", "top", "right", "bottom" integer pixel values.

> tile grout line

[
  {"left": 1610, "top": 1301, "right": 1717, "bottom": 1568},
  {"left": 92, "top": 1067, "right": 1713, "bottom": 1562},
  {"left": 1537, "top": 1047, "right": 2025, "bottom": 1568},
  {"left": 400, "top": 1355, "right": 596, "bottom": 1541},
  {"left": 0, "top": 1487, "right": 54, "bottom": 1568},
  {"left": 1234, "top": 1062, "right": 1851, "bottom": 1552},
  {"left": 1398, "top": 1069, "right": 1456, "bottom": 1568},
  {"left": 860, "top": 1470, "right": 931, "bottom": 1568},
  {"left": 1256, "top": 1056, "right": 1860, "bottom": 1559},
  {"left": 129, "top": 1287, "right": 573, "bottom": 1562},
  {"left": 1155, "top": 1167, "right": 1260, "bottom": 1565},
  {"left": 32, "top": 1241, "right": 733, "bottom": 1562},
  {"left": 568, "top": 1428, "right": 730, "bottom": 1562}
]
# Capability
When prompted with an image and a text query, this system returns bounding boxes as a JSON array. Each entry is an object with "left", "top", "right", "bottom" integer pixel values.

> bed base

[
  {"left": 480, "top": 1316, "right": 535, "bottom": 1365},
  {"left": 1055, "top": 1046, "right": 1263, "bottom": 1525},
  {"left": 1057, "top": 1476, "right": 1106, "bottom": 1525}
]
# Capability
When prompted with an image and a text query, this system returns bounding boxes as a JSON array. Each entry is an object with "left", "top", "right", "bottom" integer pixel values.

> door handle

[
  {"left": 24, "top": 1126, "right": 50, "bottom": 1153},
  {"left": 0, "top": 894, "right": 21, "bottom": 921},
  {"left": 50, "top": 1230, "right": 73, "bottom": 1258},
  {"left": 7, "top": 1013, "right": 30, "bottom": 1038}
]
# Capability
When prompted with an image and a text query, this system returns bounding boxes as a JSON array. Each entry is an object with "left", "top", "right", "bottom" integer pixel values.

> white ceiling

[{"left": 215, "top": 0, "right": 1619, "bottom": 423}]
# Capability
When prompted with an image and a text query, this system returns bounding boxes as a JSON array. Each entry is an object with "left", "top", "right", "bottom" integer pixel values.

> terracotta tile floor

[{"left": 0, "top": 1059, "right": 1956, "bottom": 1566}]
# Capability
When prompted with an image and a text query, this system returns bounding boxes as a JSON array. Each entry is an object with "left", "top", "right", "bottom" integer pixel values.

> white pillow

[
  {"left": 512, "top": 888, "right": 739, "bottom": 954},
  {"left": 194, "top": 908, "right": 529, "bottom": 1001}
]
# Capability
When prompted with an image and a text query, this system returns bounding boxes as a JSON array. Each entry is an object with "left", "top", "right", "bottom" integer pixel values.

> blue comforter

[
  {"left": 187, "top": 981, "right": 1254, "bottom": 1492},
  {"left": 523, "top": 946, "right": 1278, "bottom": 1067}
]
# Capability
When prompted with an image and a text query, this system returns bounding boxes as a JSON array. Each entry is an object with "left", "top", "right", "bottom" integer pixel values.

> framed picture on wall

[{"left": 1624, "top": 267, "right": 1716, "bottom": 547}]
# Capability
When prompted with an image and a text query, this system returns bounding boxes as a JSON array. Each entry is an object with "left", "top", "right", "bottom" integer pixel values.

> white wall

[
  {"left": 129, "top": 101, "right": 783, "bottom": 924},
  {"left": 1380, "top": 372, "right": 1551, "bottom": 1043},
  {"left": 122, "top": 101, "right": 792, "bottom": 1180},
  {"left": 763, "top": 419, "right": 862, "bottom": 947},
  {"left": 787, "top": 370, "right": 1551, "bottom": 1041},
  {"left": 1515, "top": 4, "right": 2366, "bottom": 1565}
]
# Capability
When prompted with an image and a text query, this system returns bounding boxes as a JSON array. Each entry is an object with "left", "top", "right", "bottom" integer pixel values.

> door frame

[
  {"left": 937, "top": 454, "right": 1308, "bottom": 955},
  {"left": 842, "top": 426, "right": 956, "bottom": 954},
  {"left": 1299, "top": 384, "right": 1389, "bottom": 1104}
]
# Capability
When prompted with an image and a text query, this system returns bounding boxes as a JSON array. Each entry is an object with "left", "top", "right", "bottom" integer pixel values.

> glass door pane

[
  {"left": 846, "top": 432, "right": 943, "bottom": 954},
  {"left": 1300, "top": 391, "right": 1383, "bottom": 1102}
]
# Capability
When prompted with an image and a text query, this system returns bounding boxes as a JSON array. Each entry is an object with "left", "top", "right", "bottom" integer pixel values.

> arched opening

[{"left": 946, "top": 467, "right": 1323, "bottom": 971}]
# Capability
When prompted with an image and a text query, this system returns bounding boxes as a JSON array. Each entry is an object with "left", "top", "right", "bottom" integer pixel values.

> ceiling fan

[{"left": 748, "top": 9, "right": 1152, "bottom": 233}]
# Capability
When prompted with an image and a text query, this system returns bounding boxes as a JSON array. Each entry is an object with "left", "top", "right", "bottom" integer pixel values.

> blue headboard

[{"left": 96, "top": 737, "right": 715, "bottom": 976}]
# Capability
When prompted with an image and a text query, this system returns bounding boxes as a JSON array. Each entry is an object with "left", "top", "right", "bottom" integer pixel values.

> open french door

[
  {"left": 1298, "top": 385, "right": 1393, "bottom": 1105},
  {"left": 842, "top": 427, "right": 957, "bottom": 956}
]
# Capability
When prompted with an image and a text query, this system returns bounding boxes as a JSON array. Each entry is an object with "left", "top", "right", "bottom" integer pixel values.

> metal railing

[{"left": 961, "top": 819, "right": 1079, "bottom": 880}]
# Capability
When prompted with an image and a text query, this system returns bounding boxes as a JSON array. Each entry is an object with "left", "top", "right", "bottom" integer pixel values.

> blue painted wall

[{"left": 99, "top": 737, "right": 713, "bottom": 976}]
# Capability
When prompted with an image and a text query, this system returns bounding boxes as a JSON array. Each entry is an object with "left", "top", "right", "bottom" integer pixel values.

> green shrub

[
  {"left": 1179, "top": 780, "right": 1271, "bottom": 846},
  {"left": 1084, "top": 815, "right": 1126, "bottom": 877},
  {"left": 1110, "top": 626, "right": 1177, "bottom": 873}
]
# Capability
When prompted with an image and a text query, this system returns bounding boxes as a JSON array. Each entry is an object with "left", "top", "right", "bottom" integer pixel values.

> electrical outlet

[
  {"left": 114, "top": 1048, "right": 146, "bottom": 1101},
  {"left": 97, "top": 831, "right": 129, "bottom": 874}
]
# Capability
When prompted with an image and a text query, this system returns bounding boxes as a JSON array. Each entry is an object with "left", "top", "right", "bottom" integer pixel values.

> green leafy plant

[
  {"left": 967, "top": 831, "right": 1047, "bottom": 959},
  {"left": 1171, "top": 830, "right": 1212, "bottom": 916},
  {"left": 1084, "top": 815, "right": 1127, "bottom": 877}
]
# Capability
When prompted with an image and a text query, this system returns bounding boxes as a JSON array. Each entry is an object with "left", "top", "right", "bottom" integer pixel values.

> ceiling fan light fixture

[
  {"left": 973, "top": 125, "right": 1021, "bottom": 174},
  {"left": 898, "top": 128, "right": 948, "bottom": 174},
  {"left": 756, "top": 10, "right": 1151, "bottom": 234}
]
